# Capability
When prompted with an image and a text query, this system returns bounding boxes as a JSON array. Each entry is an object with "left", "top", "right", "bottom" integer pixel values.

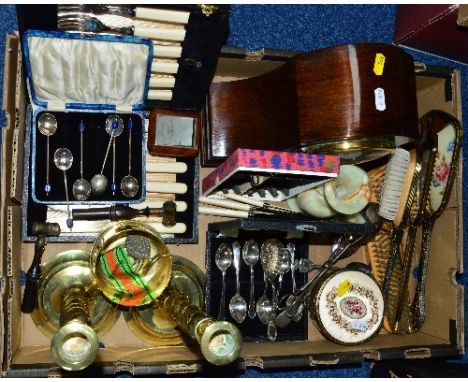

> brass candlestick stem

[
  {"left": 162, "top": 288, "right": 243, "bottom": 366},
  {"left": 51, "top": 284, "right": 99, "bottom": 371}
]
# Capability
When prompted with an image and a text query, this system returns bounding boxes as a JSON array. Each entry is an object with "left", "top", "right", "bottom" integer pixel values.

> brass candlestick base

[
  {"left": 163, "top": 288, "right": 243, "bottom": 366},
  {"left": 125, "top": 255, "right": 206, "bottom": 346},
  {"left": 31, "top": 250, "right": 120, "bottom": 371}
]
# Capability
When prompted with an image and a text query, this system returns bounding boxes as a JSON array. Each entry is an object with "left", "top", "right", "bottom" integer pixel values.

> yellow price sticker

[
  {"left": 336, "top": 279, "right": 352, "bottom": 297},
  {"left": 373, "top": 53, "right": 385, "bottom": 76}
]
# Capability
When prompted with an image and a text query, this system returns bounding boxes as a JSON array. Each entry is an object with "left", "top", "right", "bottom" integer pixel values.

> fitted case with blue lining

[{"left": 23, "top": 30, "right": 152, "bottom": 205}]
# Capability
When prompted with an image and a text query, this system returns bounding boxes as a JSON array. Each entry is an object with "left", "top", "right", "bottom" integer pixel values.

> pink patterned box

[{"left": 202, "top": 148, "right": 340, "bottom": 200}]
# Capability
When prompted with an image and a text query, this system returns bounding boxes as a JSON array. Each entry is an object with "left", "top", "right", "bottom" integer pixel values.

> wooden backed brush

[
  {"left": 383, "top": 151, "right": 420, "bottom": 334},
  {"left": 365, "top": 162, "right": 405, "bottom": 333},
  {"left": 365, "top": 148, "right": 418, "bottom": 333}
]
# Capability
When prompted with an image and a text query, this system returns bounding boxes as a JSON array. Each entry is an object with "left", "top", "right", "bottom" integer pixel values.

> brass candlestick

[
  {"left": 31, "top": 250, "right": 120, "bottom": 371},
  {"left": 162, "top": 288, "right": 243, "bottom": 366},
  {"left": 51, "top": 284, "right": 99, "bottom": 371}
]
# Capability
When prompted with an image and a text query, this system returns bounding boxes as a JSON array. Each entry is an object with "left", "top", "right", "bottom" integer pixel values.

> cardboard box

[
  {"left": 0, "top": 35, "right": 464, "bottom": 376},
  {"left": 201, "top": 148, "right": 340, "bottom": 200},
  {"left": 394, "top": 4, "right": 468, "bottom": 65}
]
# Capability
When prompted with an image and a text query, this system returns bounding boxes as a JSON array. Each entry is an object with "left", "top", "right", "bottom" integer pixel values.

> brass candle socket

[{"left": 162, "top": 288, "right": 243, "bottom": 366}]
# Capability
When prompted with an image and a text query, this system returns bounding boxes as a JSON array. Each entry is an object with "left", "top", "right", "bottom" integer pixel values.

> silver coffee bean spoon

[
  {"left": 37, "top": 112, "right": 58, "bottom": 195},
  {"left": 72, "top": 120, "right": 91, "bottom": 201},
  {"left": 53, "top": 148, "right": 73, "bottom": 229},
  {"left": 91, "top": 115, "right": 124, "bottom": 195},
  {"left": 121, "top": 118, "right": 139, "bottom": 198}
]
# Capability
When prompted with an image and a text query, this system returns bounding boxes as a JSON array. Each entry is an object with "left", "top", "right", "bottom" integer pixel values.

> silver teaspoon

[
  {"left": 242, "top": 239, "right": 260, "bottom": 319},
  {"left": 229, "top": 241, "right": 247, "bottom": 323},
  {"left": 215, "top": 242, "right": 233, "bottom": 321}
]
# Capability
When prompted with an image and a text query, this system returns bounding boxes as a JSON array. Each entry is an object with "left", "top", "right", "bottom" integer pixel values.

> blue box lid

[{"left": 22, "top": 29, "right": 153, "bottom": 112}]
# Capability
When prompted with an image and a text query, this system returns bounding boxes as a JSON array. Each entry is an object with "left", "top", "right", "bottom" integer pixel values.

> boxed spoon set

[
  {"left": 20, "top": 30, "right": 200, "bottom": 243},
  {"left": 23, "top": 30, "right": 150, "bottom": 205}
]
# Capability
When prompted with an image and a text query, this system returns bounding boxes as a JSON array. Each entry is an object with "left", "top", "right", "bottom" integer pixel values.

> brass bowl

[{"left": 90, "top": 221, "right": 172, "bottom": 307}]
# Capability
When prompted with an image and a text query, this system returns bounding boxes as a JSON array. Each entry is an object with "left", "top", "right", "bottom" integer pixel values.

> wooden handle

[
  {"left": 134, "top": 26, "right": 186, "bottom": 42},
  {"left": 135, "top": 7, "right": 190, "bottom": 24},
  {"left": 132, "top": 200, "right": 187, "bottom": 212},
  {"left": 146, "top": 182, "right": 187, "bottom": 194},
  {"left": 146, "top": 161, "right": 188, "bottom": 174}
]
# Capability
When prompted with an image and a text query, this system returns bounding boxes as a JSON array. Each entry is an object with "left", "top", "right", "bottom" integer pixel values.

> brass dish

[
  {"left": 89, "top": 220, "right": 172, "bottom": 307},
  {"left": 125, "top": 255, "right": 206, "bottom": 346},
  {"left": 31, "top": 250, "right": 120, "bottom": 339}
]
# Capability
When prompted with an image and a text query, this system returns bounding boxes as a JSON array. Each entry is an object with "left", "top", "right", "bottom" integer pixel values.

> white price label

[{"left": 374, "top": 87, "right": 386, "bottom": 111}]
